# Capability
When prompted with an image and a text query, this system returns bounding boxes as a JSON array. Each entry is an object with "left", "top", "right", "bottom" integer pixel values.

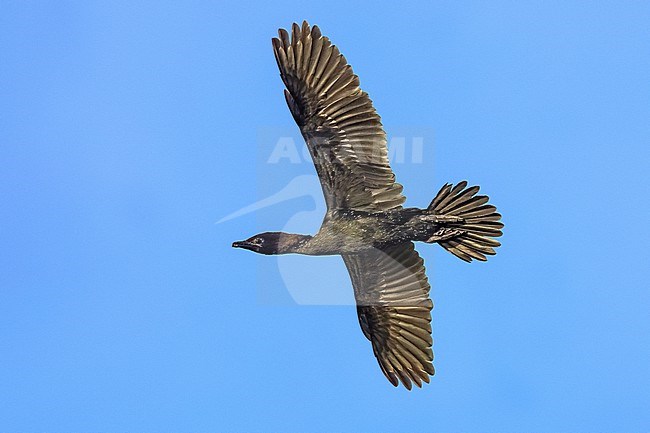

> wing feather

[
  {"left": 273, "top": 21, "right": 405, "bottom": 211},
  {"left": 343, "top": 243, "right": 434, "bottom": 389}
]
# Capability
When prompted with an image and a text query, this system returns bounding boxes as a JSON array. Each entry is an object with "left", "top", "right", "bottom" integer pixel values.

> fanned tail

[{"left": 427, "top": 181, "right": 503, "bottom": 262}]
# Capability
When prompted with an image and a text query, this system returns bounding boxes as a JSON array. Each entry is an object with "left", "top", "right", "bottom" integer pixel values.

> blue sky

[{"left": 2, "top": 1, "right": 650, "bottom": 432}]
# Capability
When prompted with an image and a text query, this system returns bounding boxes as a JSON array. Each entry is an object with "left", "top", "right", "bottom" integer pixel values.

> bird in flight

[{"left": 233, "top": 21, "right": 503, "bottom": 389}]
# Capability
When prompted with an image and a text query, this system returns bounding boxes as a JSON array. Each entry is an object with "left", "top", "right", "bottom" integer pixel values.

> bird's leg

[
  {"left": 426, "top": 228, "right": 465, "bottom": 243},
  {"left": 404, "top": 212, "right": 466, "bottom": 243}
]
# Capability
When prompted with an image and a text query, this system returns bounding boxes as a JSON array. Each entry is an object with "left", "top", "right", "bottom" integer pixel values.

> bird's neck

[{"left": 275, "top": 233, "right": 313, "bottom": 254}]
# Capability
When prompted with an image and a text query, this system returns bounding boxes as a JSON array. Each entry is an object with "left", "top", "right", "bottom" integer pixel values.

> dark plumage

[{"left": 232, "top": 21, "right": 503, "bottom": 389}]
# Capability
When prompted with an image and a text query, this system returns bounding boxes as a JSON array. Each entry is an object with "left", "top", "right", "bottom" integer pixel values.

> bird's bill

[{"left": 232, "top": 240, "right": 253, "bottom": 250}]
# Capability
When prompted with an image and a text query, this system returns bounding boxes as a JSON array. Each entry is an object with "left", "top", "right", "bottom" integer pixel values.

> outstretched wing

[
  {"left": 343, "top": 243, "right": 434, "bottom": 389},
  {"left": 272, "top": 21, "right": 405, "bottom": 211},
  {"left": 273, "top": 22, "right": 432, "bottom": 389}
]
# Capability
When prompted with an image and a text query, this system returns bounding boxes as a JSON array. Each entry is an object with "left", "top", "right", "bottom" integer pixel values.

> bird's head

[
  {"left": 232, "top": 232, "right": 310, "bottom": 255},
  {"left": 232, "top": 232, "right": 282, "bottom": 255}
]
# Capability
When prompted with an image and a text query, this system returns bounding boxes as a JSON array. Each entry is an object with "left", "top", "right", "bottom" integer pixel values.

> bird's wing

[
  {"left": 343, "top": 243, "right": 434, "bottom": 389},
  {"left": 272, "top": 21, "right": 405, "bottom": 211}
]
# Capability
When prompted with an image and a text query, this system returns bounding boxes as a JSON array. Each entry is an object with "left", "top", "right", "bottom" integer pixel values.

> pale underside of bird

[{"left": 232, "top": 21, "right": 503, "bottom": 389}]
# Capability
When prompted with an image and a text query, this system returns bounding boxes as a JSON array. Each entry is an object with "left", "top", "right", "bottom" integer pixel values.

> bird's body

[
  {"left": 233, "top": 21, "right": 503, "bottom": 389},
  {"left": 312, "top": 208, "right": 429, "bottom": 254},
  {"left": 237, "top": 208, "right": 465, "bottom": 255}
]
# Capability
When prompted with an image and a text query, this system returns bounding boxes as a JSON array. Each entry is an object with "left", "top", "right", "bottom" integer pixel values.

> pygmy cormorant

[{"left": 233, "top": 21, "right": 503, "bottom": 389}]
